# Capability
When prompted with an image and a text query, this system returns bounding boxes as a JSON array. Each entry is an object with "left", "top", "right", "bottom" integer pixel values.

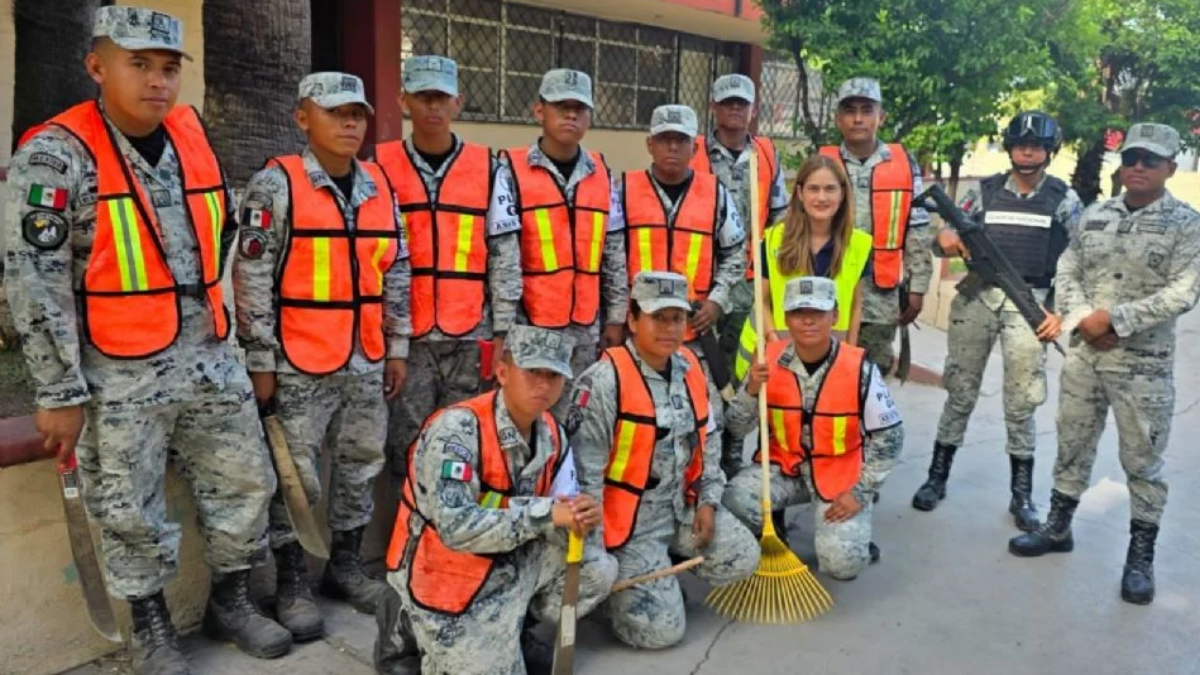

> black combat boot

[
  {"left": 912, "top": 442, "right": 957, "bottom": 511},
  {"left": 869, "top": 542, "right": 881, "bottom": 564},
  {"left": 1009, "top": 456, "right": 1040, "bottom": 532},
  {"left": 520, "top": 619, "right": 554, "bottom": 675},
  {"left": 771, "top": 508, "right": 790, "bottom": 548},
  {"left": 1121, "top": 520, "right": 1158, "bottom": 605},
  {"left": 130, "top": 591, "right": 189, "bottom": 675},
  {"left": 374, "top": 585, "right": 423, "bottom": 675},
  {"left": 202, "top": 570, "right": 293, "bottom": 659},
  {"left": 1008, "top": 490, "right": 1078, "bottom": 557},
  {"left": 320, "top": 527, "right": 390, "bottom": 614},
  {"left": 274, "top": 541, "right": 324, "bottom": 641}
]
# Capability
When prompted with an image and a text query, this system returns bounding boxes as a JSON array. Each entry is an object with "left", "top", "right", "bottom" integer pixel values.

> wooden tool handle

[
  {"left": 611, "top": 556, "right": 705, "bottom": 593},
  {"left": 747, "top": 151, "right": 775, "bottom": 527}
]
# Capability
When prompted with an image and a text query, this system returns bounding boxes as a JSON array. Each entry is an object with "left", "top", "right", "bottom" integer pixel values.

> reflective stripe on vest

[
  {"left": 691, "top": 135, "right": 777, "bottom": 280},
  {"left": 273, "top": 155, "right": 400, "bottom": 375},
  {"left": 384, "top": 391, "right": 561, "bottom": 615},
  {"left": 25, "top": 102, "right": 230, "bottom": 358},
  {"left": 377, "top": 140, "right": 491, "bottom": 338},
  {"left": 755, "top": 339, "right": 865, "bottom": 501},
  {"left": 622, "top": 169, "right": 718, "bottom": 340},
  {"left": 602, "top": 345, "right": 708, "bottom": 551},
  {"left": 507, "top": 148, "right": 610, "bottom": 328},
  {"left": 819, "top": 144, "right": 913, "bottom": 290}
]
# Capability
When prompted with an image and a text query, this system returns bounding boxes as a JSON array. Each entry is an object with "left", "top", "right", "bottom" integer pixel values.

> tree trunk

[
  {"left": 11, "top": 0, "right": 102, "bottom": 150},
  {"left": 202, "top": 0, "right": 311, "bottom": 185},
  {"left": 948, "top": 150, "right": 965, "bottom": 202},
  {"left": 1071, "top": 137, "right": 1107, "bottom": 206}
]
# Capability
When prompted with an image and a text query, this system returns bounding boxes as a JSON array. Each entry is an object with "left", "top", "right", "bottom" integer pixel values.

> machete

[
  {"left": 58, "top": 455, "right": 122, "bottom": 642},
  {"left": 551, "top": 531, "right": 584, "bottom": 675},
  {"left": 260, "top": 405, "right": 330, "bottom": 559}
]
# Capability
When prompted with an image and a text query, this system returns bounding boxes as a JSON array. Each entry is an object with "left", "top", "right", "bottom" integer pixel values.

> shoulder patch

[
  {"left": 26, "top": 184, "right": 69, "bottom": 211},
  {"left": 242, "top": 207, "right": 272, "bottom": 230},
  {"left": 22, "top": 210, "right": 69, "bottom": 250},
  {"left": 1084, "top": 219, "right": 1108, "bottom": 231},
  {"left": 239, "top": 229, "right": 267, "bottom": 259},
  {"left": 242, "top": 191, "right": 273, "bottom": 211},
  {"left": 443, "top": 442, "right": 472, "bottom": 462},
  {"left": 441, "top": 460, "right": 474, "bottom": 482},
  {"left": 28, "top": 152, "right": 68, "bottom": 175}
]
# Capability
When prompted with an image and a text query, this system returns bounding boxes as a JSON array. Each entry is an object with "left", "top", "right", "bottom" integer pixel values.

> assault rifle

[{"left": 919, "top": 184, "right": 1064, "bottom": 356}]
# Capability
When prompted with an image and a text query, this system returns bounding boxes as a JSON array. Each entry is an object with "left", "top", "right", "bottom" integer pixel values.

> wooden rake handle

[{"left": 611, "top": 556, "right": 705, "bottom": 593}]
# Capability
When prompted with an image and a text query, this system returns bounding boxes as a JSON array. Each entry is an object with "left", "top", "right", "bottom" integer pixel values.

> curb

[{"left": 0, "top": 415, "right": 49, "bottom": 468}]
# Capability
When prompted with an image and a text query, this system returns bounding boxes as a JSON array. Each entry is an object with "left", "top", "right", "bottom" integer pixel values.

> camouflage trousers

[
  {"left": 268, "top": 370, "right": 387, "bottom": 548},
  {"left": 715, "top": 277, "right": 754, "bottom": 379},
  {"left": 723, "top": 465, "right": 874, "bottom": 581},
  {"left": 605, "top": 496, "right": 758, "bottom": 649},
  {"left": 936, "top": 293, "right": 1048, "bottom": 458},
  {"left": 386, "top": 340, "right": 482, "bottom": 479},
  {"left": 378, "top": 533, "right": 617, "bottom": 675},
  {"left": 858, "top": 322, "right": 897, "bottom": 375},
  {"left": 1052, "top": 350, "right": 1173, "bottom": 524},
  {"left": 550, "top": 340, "right": 604, "bottom": 421},
  {"left": 75, "top": 374, "right": 274, "bottom": 600}
]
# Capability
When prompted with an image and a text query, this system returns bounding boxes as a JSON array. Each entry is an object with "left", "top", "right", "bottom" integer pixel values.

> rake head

[{"left": 705, "top": 532, "right": 833, "bottom": 624}]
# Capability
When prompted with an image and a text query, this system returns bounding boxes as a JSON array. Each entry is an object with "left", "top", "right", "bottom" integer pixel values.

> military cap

[
  {"left": 712, "top": 74, "right": 756, "bottom": 105},
  {"left": 631, "top": 271, "right": 691, "bottom": 314},
  {"left": 649, "top": 105, "right": 699, "bottom": 138},
  {"left": 783, "top": 276, "right": 837, "bottom": 313},
  {"left": 1121, "top": 123, "right": 1181, "bottom": 158},
  {"left": 93, "top": 6, "right": 191, "bottom": 61},
  {"left": 836, "top": 77, "right": 883, "bottom": 105},
  {"left": 539, "top": 69, "right": 594, "bottom": 108},
  {"left": 298, "top": 72, "right": 375, "bottom": 115},
  {"left": 505, "top": 326, "right": 574, "bottom": 378},
  {"left": 402, "top": 55, "right": 458, "bottom": 96}
]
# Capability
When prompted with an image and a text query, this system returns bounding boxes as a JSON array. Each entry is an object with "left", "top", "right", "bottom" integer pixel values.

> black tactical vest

[{"left": 979, "top": 173, "right": 1070, "bottom": 288}]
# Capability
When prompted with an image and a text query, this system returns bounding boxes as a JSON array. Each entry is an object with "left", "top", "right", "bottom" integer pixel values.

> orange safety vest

[
  {"left": 376, "top": 140, "right": 491, "bottom": 338},
  {"left": 20, "top": 101, "right": 229, "bottom": 358},
  {"left": 272, "top": 155, "right": 401, "bottom": 375},
  {"left": 622, "top": 169, "right": 718, "bottom": 342},
  {"left": 819, "top": 144, "right": 914, "bottom": 290},
  {"left": 691, "top": 135, "right": 777, "bottom": 280},
  {"left": 602, "top": 345, "right": 708, "bottom": 551},
  {"left": 756, "top": 339, "right": 866, "bottom": 501},
  {"left": 506, "top": 147, "right": 610, "bottom": 328},
  {"left": 385, "top": 391, "right": 562, "bottom": 615}
]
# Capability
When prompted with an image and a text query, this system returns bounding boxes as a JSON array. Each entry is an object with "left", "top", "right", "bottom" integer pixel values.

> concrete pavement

[{"left": 66, "top": 311, "right": 1200, "bottom": 675}]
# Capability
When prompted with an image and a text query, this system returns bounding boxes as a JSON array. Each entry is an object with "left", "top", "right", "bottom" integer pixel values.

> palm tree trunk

[
  {"left": 202, "top": 0, "right": 311, "bottom": 184},
  {"left": 11, "top": 0, "right": 101, "bottom": 147},
  {"left": 1071, "top": 137, "right": 1107, "bottom": 206}
]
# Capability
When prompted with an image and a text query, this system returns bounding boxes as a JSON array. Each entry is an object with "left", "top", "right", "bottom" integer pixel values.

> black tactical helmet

[{"left": 1003, "top": 111, "right": 1063, "bottom": 154}]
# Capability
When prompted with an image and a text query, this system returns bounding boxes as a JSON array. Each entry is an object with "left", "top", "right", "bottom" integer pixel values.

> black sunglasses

[{"left": 1120, "top": 149, "right": 1169, "bottom": 169}]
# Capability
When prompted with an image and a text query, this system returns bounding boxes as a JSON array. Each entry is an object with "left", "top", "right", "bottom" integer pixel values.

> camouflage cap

[
  {"left": 539, "top": 69, "right": 594, "bottom": 108},
  {"left": 1121, "top": 123, "right": 1181, "bottom": 158},
  {"left": 649, "top": 105, "right": 698, "bottom": 138},
  {"left": 505, "top": 326, "right": 575, "bottom": 378},
  {"left": 836, "top": 77, "right": 882, "bottom": 105},
  {"left": 93, "top": 6, "right": 191, "bottom": 61},
  {"left": 298, "top": 72, "right": 375, "bottom": 115},
  {"left": 402, "top": 55, "right": 458, "bottom": 96},
  {"left": 783, "top": 276, "right": 837, "bottom": 313},
  {"left": 631, "top": 271, "right": 691, "bottom": 314},
  {"left": 712, "top": 74, "right": 756, "bottom": 104}
]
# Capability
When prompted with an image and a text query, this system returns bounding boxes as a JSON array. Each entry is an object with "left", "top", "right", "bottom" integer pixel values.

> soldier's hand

[
  {"left": 1035, "top": 308, "right": 1063, "bottom": 342},
  {"left": 1077, "top": 309, "right": 1113, "bottom": 340},
  {"left": 601, "top": 324, "right": 626, "bottom": 349},
  {"left": 690, "top": 300, "right": 723, "bottom": 334},
  {"left": 824, "top": 490, "right": 862, "bottom": 523},
  {"left": 563, "top": 494, "right": 602, "bottom": 533},
  {"left": 692, "top": 504, "right": 716, "bottom": 550},
  {"left": 384, "top": 359, "right": 408, "bottom": 400},
  {"left": 936, "top": 228, "right": 970, "bottom": 259},
  {"left": 1089, "top": 330, "right": 1119, "bottom": 351},
  {"left": 552, "top": 500, "right": 584, "bottom": 536},
  {"left": 898, "top": 293, "right": 924, "bottom": 326},
  {"left": 250, "top": 372, "right": 276, "bottom": 408},
  {"left": 36, "top": 405, "right": 85, "bottom": 470},
  {"left": 746, "top": 362, "right": 770, "bottom": 396}
]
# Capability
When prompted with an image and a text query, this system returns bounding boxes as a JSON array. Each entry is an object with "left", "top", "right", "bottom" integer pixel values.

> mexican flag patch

[
  {"left": 441, "top": 460, "right": 473, "bottom": 482},
  {"left": 27, "top": 185, "right": 68, "bottom": 210},
  {"left": 247, "top": 208, "right": 271, "bottom": 229}
]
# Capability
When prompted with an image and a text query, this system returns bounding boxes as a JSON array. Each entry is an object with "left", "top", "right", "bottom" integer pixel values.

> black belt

[{"left": 178, "top": 283, "right": 207, "bottom": 298}]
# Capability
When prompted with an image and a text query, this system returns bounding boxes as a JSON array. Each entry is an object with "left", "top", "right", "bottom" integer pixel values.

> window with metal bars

[{"left": 400, "top": 0, "right": 744, "bottom": 132}]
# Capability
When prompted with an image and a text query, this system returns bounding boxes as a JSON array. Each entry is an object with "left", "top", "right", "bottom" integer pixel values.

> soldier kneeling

[{"left": 375, "top": 325, "right": 617, "bottom": 675}]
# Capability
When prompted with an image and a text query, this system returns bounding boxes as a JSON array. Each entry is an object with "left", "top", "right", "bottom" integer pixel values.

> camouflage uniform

[
  {"left": 4, "top": 105, "right": 274, "bottom": 599},
  {"left": 721, "top": 278, "right": 904, "bottom": 580},
  {"left": 567, "top": 273, "right": 759, "bottom": 649},
  {"left": 832, "top": 79, "right": 933, "bottom": 373},
  {"left": 233, "top": 145, "right": 411, "bottom": 548},
  {"left": 1053, "top": 189, "right": 1200, "bottom": 525},
  {"left": 935, "top": 175, "right": 1083, "bottom": 457},
  {"left": 699, "top": 75, "right": 790, "bottom": 369},
  {"left": 380, "top": 326, "right": 618, "bottom": 674}
]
